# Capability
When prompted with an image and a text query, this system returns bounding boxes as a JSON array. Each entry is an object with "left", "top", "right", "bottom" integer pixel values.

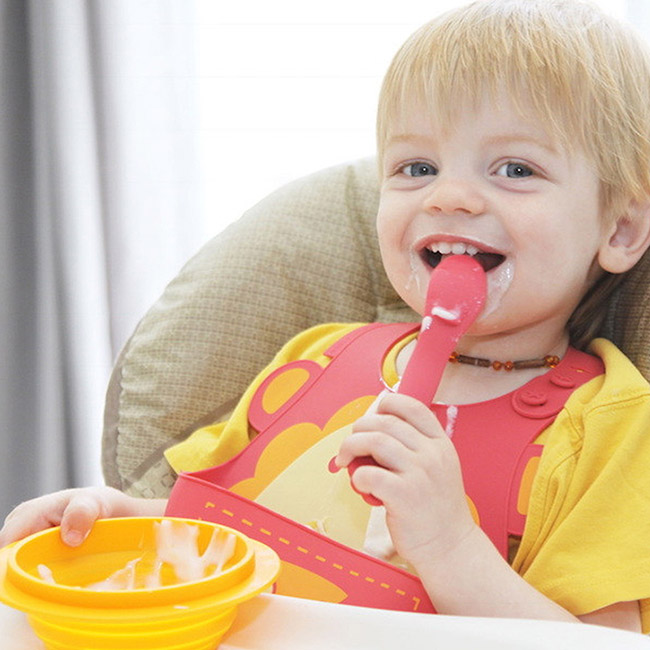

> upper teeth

[{"left": 427, "top": 241, "right": 480, "bottom": 256}]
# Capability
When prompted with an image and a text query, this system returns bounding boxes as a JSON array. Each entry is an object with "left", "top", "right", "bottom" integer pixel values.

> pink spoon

[
  {"left": 348, "top": 254, "right": 487, "bottom": 505},
  {"left": 396, "top": 254, "right": 487, "bottom": 403}
]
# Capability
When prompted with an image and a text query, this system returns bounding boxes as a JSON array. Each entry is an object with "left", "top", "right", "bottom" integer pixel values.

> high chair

[{"left": 101, "top": 157, "right": 650, "bottom": 498}]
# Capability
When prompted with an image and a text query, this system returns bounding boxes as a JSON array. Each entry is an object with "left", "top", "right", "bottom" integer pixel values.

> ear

[{"left": 598, "top": 201, "right": 650, "bottom": 274}]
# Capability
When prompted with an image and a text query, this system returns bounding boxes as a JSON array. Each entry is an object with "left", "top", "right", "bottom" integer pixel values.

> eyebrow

[
  {"left": 483, "top": 134, "right": 558, "bottom": 154},
  {"left": 384, "top": 132, "right": 557, "bottom": 153},
  {"left": 384, "top": 134, "right": 430, "bottom": 146}
]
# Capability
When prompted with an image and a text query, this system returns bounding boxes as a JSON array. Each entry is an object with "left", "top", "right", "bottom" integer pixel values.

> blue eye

[
  {"left": 403, "top": 162, "right": 437, "bottom": 177},
  {"left": 497, "top": 162, "right": 534, "bottom": 178}
]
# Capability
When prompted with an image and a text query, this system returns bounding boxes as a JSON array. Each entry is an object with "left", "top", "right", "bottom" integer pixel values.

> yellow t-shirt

[{"left": 165, "top": 325, "right": 650, "bottom": 629}]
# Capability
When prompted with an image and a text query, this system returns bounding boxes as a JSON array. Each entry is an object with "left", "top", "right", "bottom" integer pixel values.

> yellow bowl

[{"left": 0, "top": 517, "right": 280, "bottom": 650}]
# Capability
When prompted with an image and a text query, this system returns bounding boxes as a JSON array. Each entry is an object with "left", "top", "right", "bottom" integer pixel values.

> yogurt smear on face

[
  {"left": 405, "top": 252, "right": 514, "bottom": 319},
  {"left": 405, "top": 249, "right": 422, "bottom": 295},
  {"left": 483, "top": 258, "right": 514, "bottom": 317}
]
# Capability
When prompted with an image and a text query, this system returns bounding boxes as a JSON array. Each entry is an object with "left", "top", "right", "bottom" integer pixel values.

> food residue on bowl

[{"left": 36, "top": 520, "right": 237, "bottom": 591}]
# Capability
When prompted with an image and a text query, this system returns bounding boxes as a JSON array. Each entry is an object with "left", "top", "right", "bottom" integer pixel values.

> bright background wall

[{"left": 194, "top": 0, "right": 629, "bottom": 240}]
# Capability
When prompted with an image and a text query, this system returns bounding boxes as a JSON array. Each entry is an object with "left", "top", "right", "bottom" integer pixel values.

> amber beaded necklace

[{"left": 448, "top": 351, "right": 560, "bottom": 371}]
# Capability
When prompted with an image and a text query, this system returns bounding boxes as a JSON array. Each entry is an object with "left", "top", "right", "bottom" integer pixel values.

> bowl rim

[
  {"left": 0, "top": 526, "right": 280, "bottom": 622},
  {"left": 5, "top": 517, "right": 258, "bottom": 609}
]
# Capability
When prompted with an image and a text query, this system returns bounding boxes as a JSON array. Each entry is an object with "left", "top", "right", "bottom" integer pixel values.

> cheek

[
  {"left": 376, "top": 196, "right": 396, "bottom": 237},
  {"left": 376, "top": 204, "right": 405, "bottom": 264},
  {"left": 376, "top": 189, "right": 419, "bottom": 246}
]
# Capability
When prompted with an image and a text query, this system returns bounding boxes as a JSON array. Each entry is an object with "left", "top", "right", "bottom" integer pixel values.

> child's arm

[
  {"left": 336, "top": 392, "right": 641, "bottom": 631},
  {"left": 0, "top": 486, "right": 166, "bottom": 548}
]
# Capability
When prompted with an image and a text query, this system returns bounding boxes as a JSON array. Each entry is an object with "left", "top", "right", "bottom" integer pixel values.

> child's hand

[
  {"left": 336, "top": 392, "right": 477, "bottom": 569},
  {"left": 0, "top": 486, "right": 164, "bottom": 548}
]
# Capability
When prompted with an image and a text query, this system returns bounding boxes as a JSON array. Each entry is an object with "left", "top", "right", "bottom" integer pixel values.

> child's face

[{"left": 377, "top": 91, "right": 610, "bottom": 349}]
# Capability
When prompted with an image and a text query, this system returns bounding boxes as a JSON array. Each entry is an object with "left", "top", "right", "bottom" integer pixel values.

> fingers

[
  {"left": 58, "top": 487, "right": 135, "bottom": 546},
  {"left": 337, "top": 429, "right": 407, "bottom": 472},
  {"left": 0, "top": 487, "right": 126, "bottom": 549},
  {"left": 373, "top": 392, "right": 445, "bottom": 439},
  {"left": 337, "top": 392, "right": 445, "bottom": 469},
  {"left": 59, "top": 492, "right": 104, "bottom": 546},
  {"left": 334, "top": 392, "right": 456, "bottom": 507}
]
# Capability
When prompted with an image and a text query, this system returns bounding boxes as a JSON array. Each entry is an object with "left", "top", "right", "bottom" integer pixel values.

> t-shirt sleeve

[{"left": 512, "top": 340, "right": 650, "bottom": 630}]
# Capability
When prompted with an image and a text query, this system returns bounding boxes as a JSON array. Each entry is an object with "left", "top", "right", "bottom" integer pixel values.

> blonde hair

[{"left": 376, "top": 0, "right": 650, "bottom": 347}]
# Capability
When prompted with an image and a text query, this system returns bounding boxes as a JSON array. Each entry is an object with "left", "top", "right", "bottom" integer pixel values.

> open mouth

[{"left": 422, "top": 241, "right": 505, "bottom": 272}]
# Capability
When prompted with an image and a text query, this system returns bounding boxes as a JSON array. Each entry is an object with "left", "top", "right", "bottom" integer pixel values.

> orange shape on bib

[{"left": 262, "top": 367, "right": 312, "bottom": 414}]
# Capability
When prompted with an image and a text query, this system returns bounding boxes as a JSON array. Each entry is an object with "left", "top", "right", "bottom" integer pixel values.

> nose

[{"left": 422, "top": 176, "right": 486, "bottom": 217}]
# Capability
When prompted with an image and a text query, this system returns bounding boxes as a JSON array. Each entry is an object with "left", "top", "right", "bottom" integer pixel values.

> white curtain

[{"left": 0, "top": 0, "right": 202, "bottom": 519}]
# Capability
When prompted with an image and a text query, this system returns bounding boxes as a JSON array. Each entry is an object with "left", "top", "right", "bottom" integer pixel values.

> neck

[
  {"left": 434, "top": 360, "right": 551, "bottom": 405},
  {"left": 453, "top": 327, "right": 570, "bottom": 365}
]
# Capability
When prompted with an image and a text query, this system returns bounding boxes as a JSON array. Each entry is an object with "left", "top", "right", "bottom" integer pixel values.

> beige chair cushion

[{"left": 102, "top": 156, "right": 650, "bottom": 498}]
